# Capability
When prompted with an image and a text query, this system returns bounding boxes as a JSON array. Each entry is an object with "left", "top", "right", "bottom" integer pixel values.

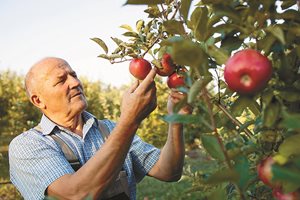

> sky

[{"left": 0, "top": 0, "right": 149, "bottom": 87}]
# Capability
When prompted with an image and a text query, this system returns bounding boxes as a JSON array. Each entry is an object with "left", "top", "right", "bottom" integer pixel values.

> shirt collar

[{"left": 39, "top": 111, "right": 98, "bottom": 136}]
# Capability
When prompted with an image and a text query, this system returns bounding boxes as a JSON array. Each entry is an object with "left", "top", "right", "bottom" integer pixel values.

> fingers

[
  {"left": 128, "top": 80, "right": 139, "bottom": 93},
  {"left": 136, "top": 68, "right": 157, "bottom": 93}
]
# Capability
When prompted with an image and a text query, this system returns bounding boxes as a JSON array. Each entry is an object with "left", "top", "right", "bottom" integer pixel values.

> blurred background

[{"left": 0, "top": 1, "right": 201, "bottom": 199}]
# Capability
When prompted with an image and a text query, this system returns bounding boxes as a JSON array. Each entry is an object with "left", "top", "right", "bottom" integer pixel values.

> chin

[
  {"left": 73, "top": 99, "right": 88, "bottom": 113},
  {"left": 78, "top": 100, "right": 88, "bottom": 112}
]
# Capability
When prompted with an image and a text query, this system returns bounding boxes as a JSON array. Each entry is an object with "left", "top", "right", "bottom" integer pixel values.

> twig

[
  {"left": 202, "top": 88, "right": 233, "bottom": 169},
  {"left": 209, "top": 95, "right": 255, "bottom": 139},
  {"left": 170, "top": 1, "right": 180, "bottom": 20},
  {"left": 110, "top": 58, "right": 132, "bottom": 64},
  {"left": 159, "top": 4, "right": 168, "bottom": 20},
  {"left": 141, "top": 34, "right": 162, "bottom": 57},
  {"left": 0, "top": 181, "right": 12, "bottom": 185}
]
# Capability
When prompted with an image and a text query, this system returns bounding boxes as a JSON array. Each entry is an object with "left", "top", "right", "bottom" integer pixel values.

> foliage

[
  {"left": 92, "top": 0, "right": 300, "bottom": 199},
  {"left": 0, "top": 71, "right": 41, "bottom": 145}
]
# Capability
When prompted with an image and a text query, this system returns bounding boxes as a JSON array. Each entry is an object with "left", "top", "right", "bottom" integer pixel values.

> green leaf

[
  {"left": 289, "top": 26, "right": 300, "bottom": 37},
  {"left": 122, "top": 32, "right": 139, "bottom": 38},
  {"left": 164, "top": 114, "right": 197, "bottom": 123},
  {"left": 221, "top": 36, "right": 243, "bottom": 53},
  {"left": 136, "top": 20, "right": 144, "bottom": 32},
  {"left": 272, "top": 165, "right": 300, "bottom": 185},
  {"left": 205, "top": 44, "right": 229, "bottom": 66},
  {"left": 163, "top": 20, "right": 186, "bottom": 35},
  {"left": 190, "top": 6, "right": 209, "bottom": 41},
  {"left": 263, "top": 98, "right": 281, "bottom": 128},
  {"left": 163, "top": 114, "right": 212, "bottom": 130},
  {"left": 266, "top": 25, "right": 286, "bottom": 44},
  {"left": 169, "top": 39, "right": 205, "bottom": 68},
  {"left": 97, "top": 54, "right": 109, "bottom": 59},
  {"left": 188, "top": 77, "right": 212, "bottom": 104},
  {"left": 205, "top": 168, "right": 239, "bottom": 184},
  {"left": 234, "top": 156, "right": 251, "bottom": 190},
  {"left": 212, "top": 5, "right": 241, "bottom": 23},
  {"left": 199, "top": 0, "right": 223, "bottom": 5},
  {"left": 277, "top": 9, "right": 300, "bottom": 22},
  {"left": 90, "top": 38, "right": 108, "bottom": 54},
  {"left": 124, "top": 0, "right": 165, "bottom": 5},
  {"left": 231, "top": 96, "right": 251, "bottom": 116},
  {"left": 201, "top": 135, "right": 225, "bottom": 161},
  {"left": 282, "top": 112, "right": 300, "bottom": 130},
  {"left": 278, "top": 90, "right": 300, "bottom": 102},
  {"left": 151, "top": 59, "right": 162, "bottom": 69},
  {"left": 279, "top": 134, "right": 300, "bottom": 158},
  {"left": 180, "top": 0, "right": 193, "bottom": 22},
  {"left": 207, "top": 187, "right": 227, "bottom": 200},
  {"left": 110, "top": 37, "right": 123, "bottom": 46},
  {"left": 109, "top": 54, "right": 123, "bottom": 59},
  {"left": 211, "top": 23, "right": 239, "bottom": 35},
  {"left": 120, "top": 24, "right": 134, "bottom": 32},
  {"left": 247, "top": 99, "right": 261, "bottom": 116},
  {"left": 281, "top": 0, "right": 297, "bottom": 10},
  {"left": 238, "top": 120, "right": 255, "bottom": 134},
  {"left": 144, "top": 5, "right": 162, "bottom": 18}
]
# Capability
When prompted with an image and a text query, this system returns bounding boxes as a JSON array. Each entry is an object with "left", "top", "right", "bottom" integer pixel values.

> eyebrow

[{"left": 56, "top": 73, "right": 67, "bottom": 79}]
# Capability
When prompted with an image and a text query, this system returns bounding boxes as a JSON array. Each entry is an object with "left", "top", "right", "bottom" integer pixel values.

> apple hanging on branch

[
  {"left": 167, "top": 68, "right": 187, "bottom": 89},
  {"left": 224, "top": 49, "right": 272, "bottom": 95},
  {"left": 272, "top": 187, "right": 300, "bottom": 200},
  {"left": 156, "top": 53, "right": 176, "bottom": 77},
  {"left": 257, "top": 156, "right": 278, "bottom": 187},
  {"left": 129, "top": 58, "right": 152, "bottom": 80}
]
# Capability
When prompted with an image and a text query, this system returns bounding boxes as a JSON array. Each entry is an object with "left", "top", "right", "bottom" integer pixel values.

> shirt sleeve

[
  {"left": 100, "top": 119, "right": 161, "bottom": 182},
  {"left": 9, "top": 131, "right": 74, "bottom": 200},
  {"left": 129, "top": 135, "right": 161, "bottom": 183}
]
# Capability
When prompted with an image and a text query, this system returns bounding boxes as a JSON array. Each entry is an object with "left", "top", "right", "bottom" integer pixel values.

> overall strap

[
  {"left": 33, "top": 120, "right": 110, "bottom": 172},
  {"left": 33, "top": 124, "right": 81, "bottom": 171}
]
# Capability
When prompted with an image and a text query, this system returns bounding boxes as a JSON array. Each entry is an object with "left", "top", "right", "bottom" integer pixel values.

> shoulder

[{"left": 9, "top": 129, "right": 57, "bottom": 158}]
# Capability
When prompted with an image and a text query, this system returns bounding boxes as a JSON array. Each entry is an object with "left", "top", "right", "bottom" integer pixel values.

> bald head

[{"left": 25, "top": 57, "right": 69, "bottom": 100}]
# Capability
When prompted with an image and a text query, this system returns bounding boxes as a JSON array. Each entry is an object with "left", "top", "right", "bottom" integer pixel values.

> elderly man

[{"left": 9, "top": 57, "right": 191, "bottom": 200}]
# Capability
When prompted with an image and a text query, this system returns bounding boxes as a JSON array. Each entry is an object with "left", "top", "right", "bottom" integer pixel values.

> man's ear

[{"left": 31, "top": 95, "right": 46, "bottom": 109}]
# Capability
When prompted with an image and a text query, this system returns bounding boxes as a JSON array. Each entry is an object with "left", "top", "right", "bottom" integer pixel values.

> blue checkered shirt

[{"left": 9, "top": 111, "right": 160, "bottom": 200}]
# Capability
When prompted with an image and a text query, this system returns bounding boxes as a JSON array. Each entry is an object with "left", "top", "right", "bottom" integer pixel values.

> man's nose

[{"left": 68, "top": 75, "right": 81, "bottom": 88}]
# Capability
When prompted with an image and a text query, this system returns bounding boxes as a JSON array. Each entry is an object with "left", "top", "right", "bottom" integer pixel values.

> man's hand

[
  {"left": 120, "top": 68, "right": 157, "bottom": 126},
  {"left": 167, "top": 90, "right": 193, "bottom": 115}
]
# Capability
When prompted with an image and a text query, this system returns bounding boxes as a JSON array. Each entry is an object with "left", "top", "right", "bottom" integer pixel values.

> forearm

[
  {"left": 150, "top": 123, "right": 185, "bottom": 181},
  {"left": 47, "top": 118, "right": 139, "bottom": 199}
]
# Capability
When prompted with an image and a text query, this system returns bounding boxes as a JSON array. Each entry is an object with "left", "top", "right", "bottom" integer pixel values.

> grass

[{"left": 137, "top": 175, "right": 204, "bottom": 200}]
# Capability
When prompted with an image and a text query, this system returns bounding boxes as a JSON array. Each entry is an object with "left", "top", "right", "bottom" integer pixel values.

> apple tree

[{"left": 92, "top": 0, "right": 300, "bottom": 199}]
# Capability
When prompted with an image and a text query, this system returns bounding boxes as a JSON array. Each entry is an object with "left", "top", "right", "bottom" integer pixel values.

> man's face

[{"left": 37, "top": 59, "right": 87, "bottom": 118}]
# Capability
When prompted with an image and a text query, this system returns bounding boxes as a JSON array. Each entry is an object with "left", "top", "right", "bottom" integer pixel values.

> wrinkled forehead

[{"left": 37, "top": 58, "right": 73, "bottom": 80}]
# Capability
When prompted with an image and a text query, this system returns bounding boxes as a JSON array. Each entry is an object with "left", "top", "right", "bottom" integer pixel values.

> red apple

[
  {"left": 273, "top": 187, "right": 299, "bottom": 200},
  {"left": 224, "top": 49, "right": 272, "bottom": 95},
  {"left": 257, "top": 157, "right": 276, "bottom": 187},
  {"left": 129, "top": 58, "right": 152, "bottom": 80},
  {"left": 167, "top": 70, "right": 186, "bottom": 89},
  {"left": 157, "top": 53, "right": 176, "bottom": 76}
]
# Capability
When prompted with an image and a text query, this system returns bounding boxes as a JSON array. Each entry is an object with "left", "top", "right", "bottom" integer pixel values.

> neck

[
  {"left": 64, "top": 114, "right": 84, "bottom": 136},
  {"left": 46, "top": 111, "right": 84, "bottom": 137}
]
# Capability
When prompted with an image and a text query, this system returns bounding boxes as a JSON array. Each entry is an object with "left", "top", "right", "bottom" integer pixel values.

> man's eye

[{"left": 55, "top": 79, "right": 64, "bottom": 85}]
